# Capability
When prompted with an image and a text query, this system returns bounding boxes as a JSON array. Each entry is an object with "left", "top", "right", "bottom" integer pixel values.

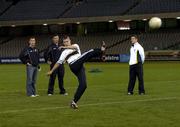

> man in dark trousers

[
  {"left": 127, "top": 35, "right": 145, "bottom": 95},
  {"left": 47, "top": 35, "right": 106, "bottom": 109},
  {"left": 44, "top": 34, "right": 67, "bottom": 96},
  {"left": 19, "top": 37, "right": 40, "bottom": 97}
]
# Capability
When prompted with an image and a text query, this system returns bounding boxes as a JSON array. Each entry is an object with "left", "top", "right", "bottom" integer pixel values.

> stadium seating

[
  {"left": 0, "top": 0, "right": 68, "bottom": 21},
  {"left": 139, "top": 29, "right": 180, "bottom": 50},
  {"left": 62, "top": 0, "right": 138, "bottom": 18},
  {"left": 0, "top": 30, "right": 180, "bottom": 57},
  {"left": 128, "top": 0, "right": 180, "bottom": 15},
  {"left": 0, "top": 0, "right": 180, "bottom": 21},
  {"left": 0, "top": 33, "right": 130, "bottom": 57},
  {"left": 0, "top": 0, "right": 12, "bottom": 14}
]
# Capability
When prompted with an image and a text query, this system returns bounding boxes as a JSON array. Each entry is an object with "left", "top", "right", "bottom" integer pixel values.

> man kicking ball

[{"left": 47, "top": 35, "right": 106, "bottom": 109}]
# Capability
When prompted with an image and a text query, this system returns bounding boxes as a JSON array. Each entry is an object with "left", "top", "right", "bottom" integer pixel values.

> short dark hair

[
  {"left": 131, "top": 35, "right": 138, "bottom": 39},
  {"left": 62, "top": 35, "right": 70, "bottom": 40},
  {"left": 29, "top": 37, "right": 35, "bottom": 40},
  {"left": 28, "top": 37, "right": 36, "bottom": 45},
  {"left": 52, "top": 34, "right": 59, "bottom": 38}
]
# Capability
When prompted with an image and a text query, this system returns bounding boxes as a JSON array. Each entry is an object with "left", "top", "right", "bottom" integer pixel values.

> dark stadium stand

[
  {"left": 62, "top": 0, "right": 138, "bottom": 18},
  {"left": 139, "top": 30, "right": 180, "bottom": 50},
  {"left": 128, "top": 0, "right": 180, "bottom": 15},
  {"left": 0, "top": 0, "right": 12, "bottom": 15},
  {"left": 0, "top": 0, "right": 180, "bottom": 21},
  {"left": 0, "top": 30, "right": 180, "bottom": 57},
  {"left": 0, "top": 33, "right": 130, "bottom": 57},
  {"left": 0, "top": 0, "right": 69, "bottom": 21}
]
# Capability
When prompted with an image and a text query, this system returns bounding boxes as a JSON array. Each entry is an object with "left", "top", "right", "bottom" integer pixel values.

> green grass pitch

[{"left": 0, "top": 62, "right": 180, "bottom": 127}]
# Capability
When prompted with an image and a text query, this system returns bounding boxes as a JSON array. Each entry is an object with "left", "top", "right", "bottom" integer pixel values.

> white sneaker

[
  {"left": 30, "top": 95, "right": 36, "bottom": 97},
  {"left": 48, "top": 94, "right": 53, "bottom": 96},
  {"left": 63, "top": 92, "right": 68, "bottom": 96},
  {"left": 70, "top": 100, "right": 78, "bottom": 109},
  {"left": 60, "top": 92, "right": 68, "bottom": 96},
  {"left": 127, "top": 92, "right": 133, "bottom": 95}
]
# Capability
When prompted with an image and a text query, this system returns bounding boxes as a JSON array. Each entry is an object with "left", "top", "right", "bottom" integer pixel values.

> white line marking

[{"left": 0, "top": 97, "right": 178, "bottom": 114}]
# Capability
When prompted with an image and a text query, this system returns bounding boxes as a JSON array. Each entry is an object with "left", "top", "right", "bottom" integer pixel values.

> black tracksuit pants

[
  {"left": 69, "top": 49, "right": 102, "bottom": 103},
  {"left": 48, "top": 64, "right": 65, "bottom": 94},
  {"left": 128, "top": 63, "right": 145, "bottom": 94}
]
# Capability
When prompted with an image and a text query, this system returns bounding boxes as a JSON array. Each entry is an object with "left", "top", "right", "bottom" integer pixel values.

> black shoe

[{"left": 70, "top": 100, "right": 78, "bottom": 109}]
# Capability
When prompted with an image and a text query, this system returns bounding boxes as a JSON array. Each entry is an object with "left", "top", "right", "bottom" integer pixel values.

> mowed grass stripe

[
  {"left": 0, "top": 97, "right": 178, "bottom": 114},
  {"left": 0, "top": 80, "right": 179, "bottom": 93}
]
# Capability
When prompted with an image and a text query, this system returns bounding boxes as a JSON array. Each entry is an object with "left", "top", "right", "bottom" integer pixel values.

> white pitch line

[
  {"left": 80, "top": 97, "right": 178, "bottom": 107},
  {"left": 0, "top": 97, "right": 178, "bottom": 114}
]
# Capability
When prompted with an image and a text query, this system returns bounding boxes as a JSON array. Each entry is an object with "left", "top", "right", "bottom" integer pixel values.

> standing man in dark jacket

[
  {"left": 19, "top": 37, "right": 40, "bottom": 97},
  {"left": 44, "top": 34, "right": 67, "bottom": 96}
]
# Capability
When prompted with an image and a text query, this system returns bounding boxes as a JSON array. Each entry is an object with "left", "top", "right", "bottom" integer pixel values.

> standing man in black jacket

[
  {"left": 44, "top": 34, "right": 67, "bottom": 96},
  {"left": 19, "top": 37, "right": 40, "bottom": 97}
]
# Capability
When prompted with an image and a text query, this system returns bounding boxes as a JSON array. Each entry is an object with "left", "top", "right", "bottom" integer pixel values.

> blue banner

[{"left": 119, "top": 54, "right": 130, "bottom": 63}]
